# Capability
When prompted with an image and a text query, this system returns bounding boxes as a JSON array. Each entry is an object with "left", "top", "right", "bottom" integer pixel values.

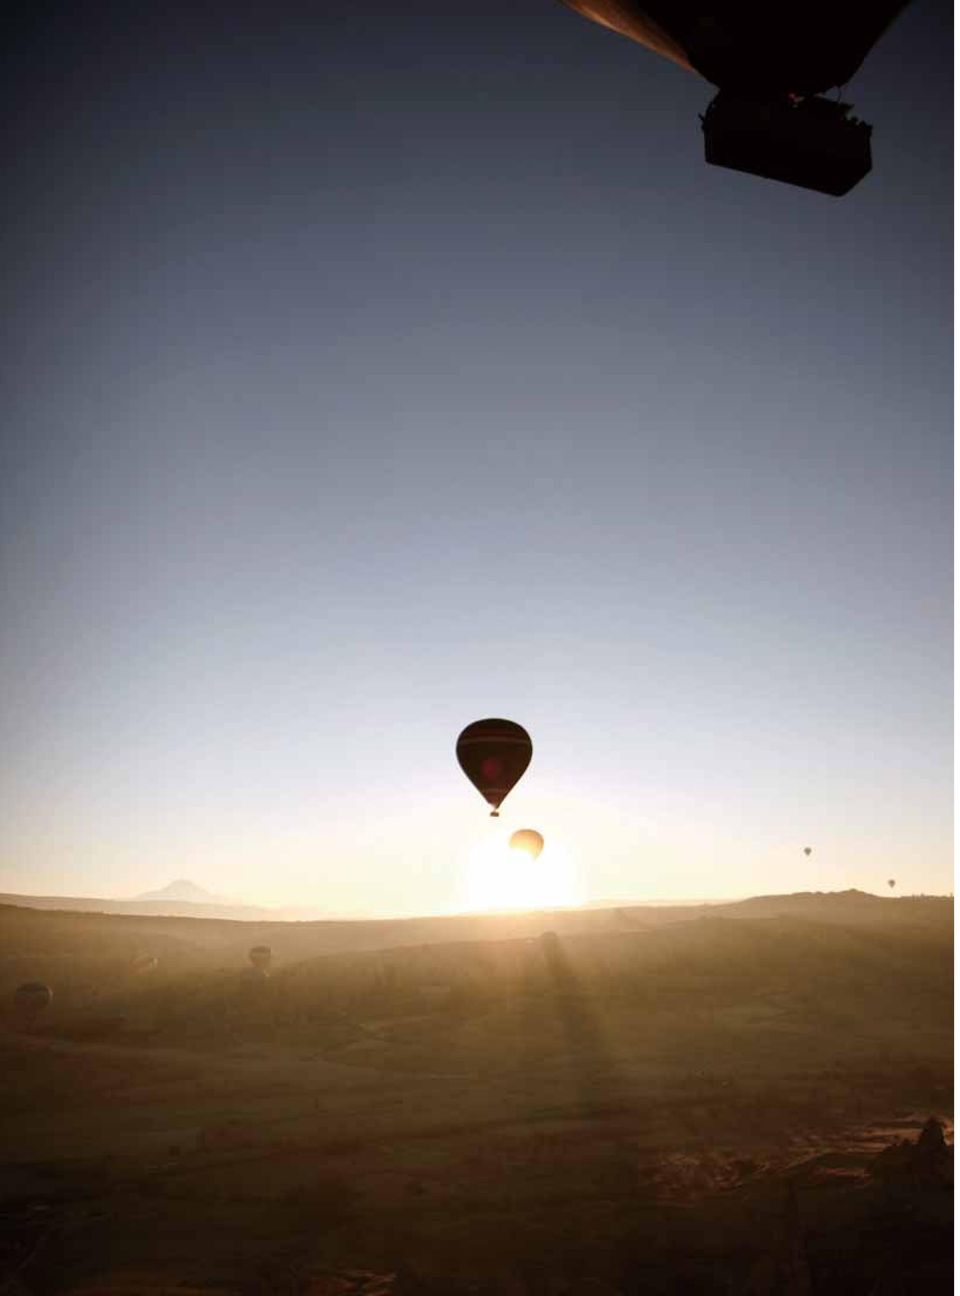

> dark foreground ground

[{"left": 0, "top": 893, "right": 952, "bottom": 1293}]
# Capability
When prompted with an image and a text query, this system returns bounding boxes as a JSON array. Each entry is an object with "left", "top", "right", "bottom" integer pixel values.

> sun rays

[{"left": 457, "top": 829, "right": 583, "bottom": 913}]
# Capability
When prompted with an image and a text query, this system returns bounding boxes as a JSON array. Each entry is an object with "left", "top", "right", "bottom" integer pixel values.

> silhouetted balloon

[
  {"left": 558, "top": 1, "right": 908, "bottom": 97},
  {"left": 509, "top": 829, "right": 544, "bottom": 859},
  {"left": 249, "top": 945, "right": 272, "bottom": 972},
  {"left": 456, "top": 719, "right": 532, "bottom": 817},
  {"left": 888, "top": 878, "right": 896, "bottom": 890},
  {"left": 559, "top": 2, "right": 908, "bottom": 196},
  {"left": 14, "top": 982, "right": 52, "bottom": 1022},
  {"left": 804, "top": 847, "right": 813, "bottom": 857}
]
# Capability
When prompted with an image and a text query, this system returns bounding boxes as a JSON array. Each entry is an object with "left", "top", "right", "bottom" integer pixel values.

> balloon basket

[{"left": 702, "top": 93, "right": 873, "bottom": 196}]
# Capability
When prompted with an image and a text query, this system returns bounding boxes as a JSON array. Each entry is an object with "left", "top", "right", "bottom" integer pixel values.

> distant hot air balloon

[
  {"left": 557, "top": 0, "right": 910, "bottom": 194},
  {"left": 804, "top": 847, "right": 813, "bottom": 857},
  {"left": 888, "top": 878, "right": 896, "bottom": 890},
  {"left": 456, "top": 719, "right": 532, "bottom": 817},
  {"left": 509, "top": 829, "right": 545, "bottom": 859},
  {"left": 249, "top": 945, "right": 272, "bottom": 973},
  {"left": 13, "top": 981, "right": 52, "bottom": 1028}
]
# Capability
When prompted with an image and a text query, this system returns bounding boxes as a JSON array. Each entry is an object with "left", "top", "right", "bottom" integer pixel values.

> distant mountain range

[
  {"left": 0, "top": 882, "right": 945, "bottom": 926},
  {"left": 134, "top": 878, "right": 237, "bottom": 905},
  {"left": 0, "top": 878, "right": 283, "bottom": 922}
]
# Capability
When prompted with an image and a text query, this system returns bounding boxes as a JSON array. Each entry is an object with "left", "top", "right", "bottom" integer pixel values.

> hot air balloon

[
  {"left": 804, "top": 847, "right": 813, "bottom": 857},
  {"left": 888, "top": 878, "right": 896, "bottom": 890},
  {"left": 249, "top": 945, "right": 272, "bottom": 973},
  {"left": 456, "top": 719, "right": 532, "bottom": 817},
  {"left": 557, "top": 0, "right": 910, "bottom": 194},
  {"left": 509, "top": 829, "right": 545, "bottom": 859},
  {"left": 13, "top": 981, "right": 52, "bottom": 1028}
]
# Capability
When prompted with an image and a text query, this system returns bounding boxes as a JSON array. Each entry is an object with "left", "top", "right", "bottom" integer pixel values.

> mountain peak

[{"left": 134, "top": 879, "right": 226, "bottom": 903}]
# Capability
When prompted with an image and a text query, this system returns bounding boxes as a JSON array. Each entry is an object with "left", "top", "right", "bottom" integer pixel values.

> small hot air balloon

[
  {"left": 13, "top": 981, "right": 52, "bottom": 1028},
  {"left": 888, "top": 878, "right": 896, "bottom": 890},
  {"left": 456, "top": 719, "right": 532, "bottom": 817},
  {"left": 804, "top": 847, "right": 813, "bottom": 857},
  {"left": 509, "top": 829, "right": 544, "bottom": 859},
  {"left": 249, "top": 945, "right": 272, "bottom": 973}
]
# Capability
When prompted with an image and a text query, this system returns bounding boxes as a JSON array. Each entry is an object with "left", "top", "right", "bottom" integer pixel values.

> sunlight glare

[{"left": 457, "top": 829, "right": 582, "bottom": 912}]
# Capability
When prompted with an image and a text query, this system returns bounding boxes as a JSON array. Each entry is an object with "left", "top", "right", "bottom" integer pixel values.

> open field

[{"left": 0, "top": 893, "right": 952, "bottom": 1293}]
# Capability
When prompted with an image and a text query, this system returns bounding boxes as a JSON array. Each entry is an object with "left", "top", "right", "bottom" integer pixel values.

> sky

[{"left": 1, "top": 0, "right": 952, "bottom": 915}]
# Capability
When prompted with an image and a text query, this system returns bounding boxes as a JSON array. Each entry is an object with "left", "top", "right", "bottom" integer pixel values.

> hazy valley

[{"left": 0, "top": 891, "right": 951, "bottom": 1293}]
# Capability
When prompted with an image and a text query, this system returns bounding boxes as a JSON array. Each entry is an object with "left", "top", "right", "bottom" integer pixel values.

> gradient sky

[{"left": 1, "top": 0, "right": 952, "bottom": 914}]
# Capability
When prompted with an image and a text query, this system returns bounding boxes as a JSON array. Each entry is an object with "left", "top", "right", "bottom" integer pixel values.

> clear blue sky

[{"left": 1, "top": 1, "right": 952, "bottom": 913}]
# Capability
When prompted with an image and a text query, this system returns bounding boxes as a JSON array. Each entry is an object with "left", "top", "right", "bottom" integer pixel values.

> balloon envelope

[
  {"left": 803, "top": 847, "right": 812, "bottom": 856},
  {"left": 888, "top": 879, "right": 896, "bottom": 889},
  {"left": 456, "top": 719, "right": 532, "bottom": 816},
  {"left": 558, "top": 0, "right": 909, "bottom": 97},
  {"left": 509, "top": 829, "right": 545, "bottom": 859}
]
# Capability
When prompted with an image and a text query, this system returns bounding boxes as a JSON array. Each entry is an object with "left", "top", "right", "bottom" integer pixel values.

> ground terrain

[{"left": 0, "top": 892, "right": 952, "bottom": 1293}]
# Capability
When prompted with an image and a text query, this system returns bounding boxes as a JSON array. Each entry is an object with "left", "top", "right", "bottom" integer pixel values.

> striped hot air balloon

[{"left": 456, "top": 719, "right": 532, "bottom": 817}]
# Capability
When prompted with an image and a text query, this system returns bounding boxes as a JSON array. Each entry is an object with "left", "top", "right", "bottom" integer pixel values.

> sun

[{"left": 458, "top": 829, "right": 582, "bottom": 913}]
